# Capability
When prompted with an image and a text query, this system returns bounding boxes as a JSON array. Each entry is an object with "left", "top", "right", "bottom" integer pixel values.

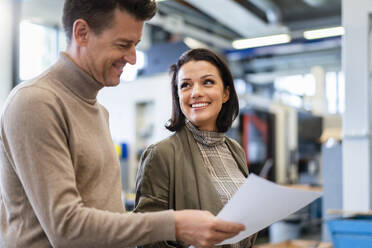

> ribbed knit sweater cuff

[{"left": 149, "top": 209, "right": 176, "bottom": 242}]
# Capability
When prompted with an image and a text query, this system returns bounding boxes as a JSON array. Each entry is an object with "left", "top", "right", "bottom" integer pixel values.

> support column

[
  {"left": 342, "top": 0, "right": 372, "bottom": 211},
  {"left": 0, "top": 0, "right": 14, "bottom": 108}
]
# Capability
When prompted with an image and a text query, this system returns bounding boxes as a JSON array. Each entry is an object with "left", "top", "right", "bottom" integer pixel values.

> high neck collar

[
  {"left": 185, "top": 120, "right": 225, "bottom": 146},
  {"left": 51, "top": 52, "right": 104, "bottom": 104}
]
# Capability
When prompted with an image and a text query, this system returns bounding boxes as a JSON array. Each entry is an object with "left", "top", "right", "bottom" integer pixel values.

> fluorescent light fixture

[
  {"left": 232, "top": 34, "right": 291, "bottom": 49},
  {"left": 156, "top": 0, "right": 168, "bottom": 2},
  {"left": 183, "top": 37, "right": 207, "bottom": 49},
  {"left": 303, "top": 26, "right": 344, "bottom": 40}
]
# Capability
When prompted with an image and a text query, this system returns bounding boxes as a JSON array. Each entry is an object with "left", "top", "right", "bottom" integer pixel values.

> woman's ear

[{"left": 223, "top": 85, "right": 230, "bottom": 103}]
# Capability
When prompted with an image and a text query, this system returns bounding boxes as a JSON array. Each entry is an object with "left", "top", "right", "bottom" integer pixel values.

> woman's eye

[
  {"left": 180, "top": 82, "right": 189, "bottom": 89},
  {"left": 204, "top": 80, "right": 214, "bottom": 85}
]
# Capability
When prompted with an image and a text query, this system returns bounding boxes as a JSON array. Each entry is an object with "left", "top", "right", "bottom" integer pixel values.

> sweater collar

[
  {"left": 51, "top": 52, "right": 104, "bottom": 104},
  {"left": 185, "top": 119, "right": 225, "bottom": 146}
]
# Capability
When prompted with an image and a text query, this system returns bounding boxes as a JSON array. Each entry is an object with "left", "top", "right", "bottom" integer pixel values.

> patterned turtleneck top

[{"left": 185, "top": 120, "right": 252, "bottom": 248}]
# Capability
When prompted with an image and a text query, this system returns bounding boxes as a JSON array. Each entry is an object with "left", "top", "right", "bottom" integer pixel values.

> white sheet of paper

[{"left": 217, "top": 174, "right": 321, "bottom": 245}]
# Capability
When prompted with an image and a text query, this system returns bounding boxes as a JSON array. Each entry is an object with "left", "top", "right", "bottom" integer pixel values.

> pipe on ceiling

[
  {"left": 249, "top": 0, "right": 282, "bottom": 24},
  {"left": 302, "top": 0, "right": 328, "bottom": 7}
]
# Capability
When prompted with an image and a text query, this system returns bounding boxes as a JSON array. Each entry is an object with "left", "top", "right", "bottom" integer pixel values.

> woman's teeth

[{"left": 192, "top": 103, "right": 208, "bottom": 108}]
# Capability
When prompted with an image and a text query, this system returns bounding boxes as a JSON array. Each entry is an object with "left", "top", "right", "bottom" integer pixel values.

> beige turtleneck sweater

[{"left": 0, "top": 53, "right": 175, "bottom": 248}]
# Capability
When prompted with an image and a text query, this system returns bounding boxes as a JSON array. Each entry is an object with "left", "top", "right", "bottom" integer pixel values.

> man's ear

[{"left": 72, "top": 19, "right": 90, "bottom": 46}]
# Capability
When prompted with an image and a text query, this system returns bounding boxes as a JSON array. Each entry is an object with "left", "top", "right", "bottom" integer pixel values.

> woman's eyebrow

[{"left": 200, "top": 74, "right": 215, "bottom": 79}]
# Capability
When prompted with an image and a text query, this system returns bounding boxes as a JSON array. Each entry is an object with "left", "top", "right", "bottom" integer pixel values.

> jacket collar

[{"left": 226, "top": 141, "right": 249, "bottom": 176}]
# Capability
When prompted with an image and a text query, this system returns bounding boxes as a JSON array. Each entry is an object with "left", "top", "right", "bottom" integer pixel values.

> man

[{"left": 0, "top": 0, "right": 244, "bottom": 247}]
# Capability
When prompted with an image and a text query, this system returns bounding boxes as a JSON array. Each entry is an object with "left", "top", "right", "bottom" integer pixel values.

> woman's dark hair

[
  {"left": 62, "top": 0, "right": 157, "bottom": 44},
  {"left": 166, "top": 48, "right": 239, "bottom": 133}
]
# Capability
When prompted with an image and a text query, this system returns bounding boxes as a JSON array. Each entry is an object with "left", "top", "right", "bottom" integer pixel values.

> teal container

[{"left": 327, "top": 216, "right": 372, "bottom": 248}]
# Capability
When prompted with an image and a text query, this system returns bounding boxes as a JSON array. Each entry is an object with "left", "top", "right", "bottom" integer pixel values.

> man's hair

[
  {"left": 166, "top": 48, "right": 240, "bottom": 133},
  {"left": 62, "top": 0, "right": 157, "bottom": 43}
]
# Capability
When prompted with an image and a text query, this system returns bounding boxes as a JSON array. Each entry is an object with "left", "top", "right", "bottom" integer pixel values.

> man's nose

[{"left": 123, "top": 46, "right": 137, "bottom": 65}]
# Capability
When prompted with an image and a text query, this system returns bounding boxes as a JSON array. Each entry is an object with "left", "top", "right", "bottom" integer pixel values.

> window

[
  {"left": 274, "top": 74, "right": 316, "bottom": 108},
  {"left": 19, "top": 21, "right": 66, "bottom": 81},
  {"left": 274, "top": 74, "right": 316, "bottom": 96},
  {"left": 338, "top": 72, "right": 345, "bottom": 113},
  {"left": 325, "top": 71, "right": 337, "bottom": 114},
  {"left": 325, "top": 71, "right": 344, "bottom": 114}
]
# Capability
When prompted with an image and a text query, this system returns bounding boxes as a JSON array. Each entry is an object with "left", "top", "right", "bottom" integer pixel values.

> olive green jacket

[{"left": 134, "top": 126, "right": 256, "bottom": 247}]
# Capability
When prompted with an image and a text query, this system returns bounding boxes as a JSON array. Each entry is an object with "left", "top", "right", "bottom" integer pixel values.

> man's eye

[{"left": 118, "top": 44, "right": 129, "bottom": 49}]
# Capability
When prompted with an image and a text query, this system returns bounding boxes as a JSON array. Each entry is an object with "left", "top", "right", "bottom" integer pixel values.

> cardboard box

[{"left": 255, "top": 240, "right": 333, "bottom": 248}]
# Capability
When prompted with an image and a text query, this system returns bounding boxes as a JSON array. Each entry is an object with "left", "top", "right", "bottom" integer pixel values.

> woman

[{"left": 134, "top": 48, "right": 257, "bottom": 248}]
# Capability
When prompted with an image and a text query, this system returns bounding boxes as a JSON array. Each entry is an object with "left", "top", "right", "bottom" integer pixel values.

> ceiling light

[
  {"left": 232, "top": 34, "right": 291, "bottom": 49},
  {"left": 303, "top": 26, "right": 345, "bottom": 40},
  {"left": 156, "top": 0, "right": 168, "bottom": 2}
]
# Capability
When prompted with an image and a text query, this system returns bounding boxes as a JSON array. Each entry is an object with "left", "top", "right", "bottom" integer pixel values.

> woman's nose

[{"left": 191, "top": 84, "right": 202, "bottom": 98}]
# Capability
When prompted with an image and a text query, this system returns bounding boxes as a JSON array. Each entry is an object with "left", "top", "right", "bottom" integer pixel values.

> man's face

[{"left": 82, "top": 9, "right": 144, "bottom": 87}]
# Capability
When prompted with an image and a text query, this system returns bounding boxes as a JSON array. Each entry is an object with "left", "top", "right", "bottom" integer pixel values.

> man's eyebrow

[
  {"left": 135, "top": 39, "right": 141, "bottom": 46},
  {"left": 115, "top": 38, "right": 141, "bottom": 46}
]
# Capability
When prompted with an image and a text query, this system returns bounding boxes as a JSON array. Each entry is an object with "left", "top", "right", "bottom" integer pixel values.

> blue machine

[{"left": 328, "top": 216, "right": 372, "bottom": 248}]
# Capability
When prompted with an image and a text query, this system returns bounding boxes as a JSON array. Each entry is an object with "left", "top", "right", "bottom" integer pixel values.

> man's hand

[{"left": 173, "top": 210, "right": 245, "bottom": 247}]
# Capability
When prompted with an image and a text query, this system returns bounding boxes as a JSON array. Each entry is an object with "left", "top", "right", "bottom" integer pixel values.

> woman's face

[{"left": 177, "top": 60, "right": 230, "bottom": 131}]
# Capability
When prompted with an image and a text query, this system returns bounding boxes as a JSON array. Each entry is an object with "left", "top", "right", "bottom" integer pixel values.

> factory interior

[{"left": 0, "top": 0, "right": 371, "bottom": 247}]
